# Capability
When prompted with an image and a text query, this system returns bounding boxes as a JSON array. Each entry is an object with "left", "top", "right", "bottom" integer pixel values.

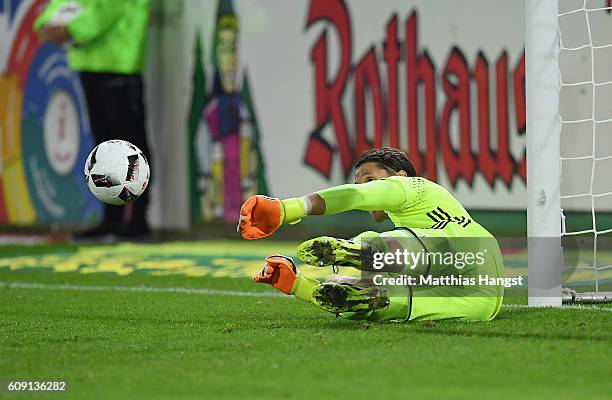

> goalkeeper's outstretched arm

[
  {"left": 238, "top": 178, "right": 407, "bottom": 240},
  {"left": 307, "top": 178, "right": 406, "bottom": 215}
]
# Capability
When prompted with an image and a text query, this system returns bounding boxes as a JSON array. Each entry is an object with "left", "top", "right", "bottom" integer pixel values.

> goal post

[
  {"left": 527, "top": 0, "right": 612, "bottom": 307},
  {"left": 526, "top": 0, "right": 563, "bottom": 307}
]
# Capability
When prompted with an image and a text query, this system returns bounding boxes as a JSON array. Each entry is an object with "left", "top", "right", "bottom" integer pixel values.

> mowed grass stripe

[{"left": 2, "top": 280, "right": 611, "bottom": 312}]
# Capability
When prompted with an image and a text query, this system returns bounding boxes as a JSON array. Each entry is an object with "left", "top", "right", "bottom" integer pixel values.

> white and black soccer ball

[{"left": 84, "top": 140, "right": 150, "bottom": 205}]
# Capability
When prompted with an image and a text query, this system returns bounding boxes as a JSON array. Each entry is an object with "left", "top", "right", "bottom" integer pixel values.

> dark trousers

[{"left": 80, "top": 72, "right": 151, "bottom": 228}]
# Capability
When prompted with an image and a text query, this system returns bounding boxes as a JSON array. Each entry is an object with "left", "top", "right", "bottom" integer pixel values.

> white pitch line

[
  {"left": 0, "top": 281, "right": 284, "bottom": 298},
  {"left": 1, "top": 281, "right": 611, "bottom": 312}
]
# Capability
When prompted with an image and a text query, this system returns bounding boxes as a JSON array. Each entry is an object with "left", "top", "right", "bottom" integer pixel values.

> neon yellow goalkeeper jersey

[{"left": 316, "top": 176, "right": 490, "bottom": 237}]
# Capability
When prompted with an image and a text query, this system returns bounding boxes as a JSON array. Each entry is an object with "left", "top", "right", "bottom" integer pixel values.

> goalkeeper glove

[
  {"left": 253, "top": 255, "right": 298, "bottom": 295},
  {"left": 237, "top": 195, "right": 304, "bottom": 240}
]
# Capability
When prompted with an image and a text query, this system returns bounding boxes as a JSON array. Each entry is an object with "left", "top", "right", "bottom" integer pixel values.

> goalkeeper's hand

[
  {"left": 237, "top": 195, "right": 304, "bottom": 240},
  {"left": 253, "top": 255, "right": 297, "bottom": 295}
]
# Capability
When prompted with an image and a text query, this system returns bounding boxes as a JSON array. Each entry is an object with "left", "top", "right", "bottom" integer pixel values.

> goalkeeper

[{"left": 238, "top": 147, "right": 504, "bottom": 322}]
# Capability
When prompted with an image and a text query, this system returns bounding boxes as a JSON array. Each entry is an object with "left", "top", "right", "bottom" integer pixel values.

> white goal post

[
  {"left": 526, "top": 0, "right": 563, "bottom": 307},
  {"left": 527, "top": 0, "right": 612, "bottom": 307}
]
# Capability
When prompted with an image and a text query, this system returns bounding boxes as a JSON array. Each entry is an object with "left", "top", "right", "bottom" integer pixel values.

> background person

[{"left": 34, "top": 0, "right": 153, "bottom": 239}]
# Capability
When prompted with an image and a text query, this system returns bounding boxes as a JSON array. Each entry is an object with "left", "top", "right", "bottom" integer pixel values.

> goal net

[{"left": 527, "top": 0, "right": 612, "bottom": 306}]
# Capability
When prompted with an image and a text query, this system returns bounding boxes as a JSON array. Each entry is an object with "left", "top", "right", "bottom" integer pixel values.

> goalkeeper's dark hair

[{"left": 355, "top": 147, "right": 417, "bottom": 177}]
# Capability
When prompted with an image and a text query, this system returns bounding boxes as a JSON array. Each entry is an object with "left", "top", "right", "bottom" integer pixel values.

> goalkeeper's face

[
  {"left": 356, "top": 162, "right": 407, "bottom": 222},
  {"left": 355, "top": 162, "right": 406, "bottom": 184}
]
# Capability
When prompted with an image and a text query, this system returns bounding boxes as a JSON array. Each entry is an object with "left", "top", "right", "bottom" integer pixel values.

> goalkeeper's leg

[
  {"left": 293, "top": 274, "right": 411, "bottom": 321},
  {"left": 296, "top": 229, "right": 430, "bottom": 275},
  {"left": 296, "top": 227, "right": 505, "bottom": 322},
  {"left": 294, "top": 230, "right": 417, "bottom": 321},
  {"left": 253, "top": 255, "right": 406, "bottom": 320},
  {"left": 291, "top": 273, "right": 502, "bottom": 323}
]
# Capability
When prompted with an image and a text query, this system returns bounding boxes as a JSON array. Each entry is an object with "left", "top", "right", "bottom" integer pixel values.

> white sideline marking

[
  {"left": 1, "top": 281, "right": 611, "bottom": 312},
  {"left": 0, "top": 281, "right": 284, "bottom": 298}
]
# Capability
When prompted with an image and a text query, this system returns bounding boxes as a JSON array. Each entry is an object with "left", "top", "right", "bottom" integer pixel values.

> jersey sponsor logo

[{"left": 426, "top": 206, "right": 472, "bottom": 229}]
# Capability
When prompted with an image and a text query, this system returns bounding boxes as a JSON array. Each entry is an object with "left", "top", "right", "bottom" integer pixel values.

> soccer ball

[{"left": 84, "top": 140, "right": 150, "bottom": 205}]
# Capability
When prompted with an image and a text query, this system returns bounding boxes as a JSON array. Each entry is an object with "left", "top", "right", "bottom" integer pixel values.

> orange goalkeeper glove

[
  {"left": 237, "top": 195, "right": 305, "bottom": 240},
  {"left": 253, "top": 255, "right": 297, "bottom": 295}
]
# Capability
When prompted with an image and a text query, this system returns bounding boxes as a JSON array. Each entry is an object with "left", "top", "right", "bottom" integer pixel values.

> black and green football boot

[
  {"left": 312, "top": 282, "right": 390, "bottom": 314},
  {"left": 297, "top": 236, "right": 375, "bottom": 269}
]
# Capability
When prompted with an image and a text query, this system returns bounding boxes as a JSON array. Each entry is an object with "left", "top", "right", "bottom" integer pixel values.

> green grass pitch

[{"left": 0, "top": 241, "right": 610, "bottom": 399}]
